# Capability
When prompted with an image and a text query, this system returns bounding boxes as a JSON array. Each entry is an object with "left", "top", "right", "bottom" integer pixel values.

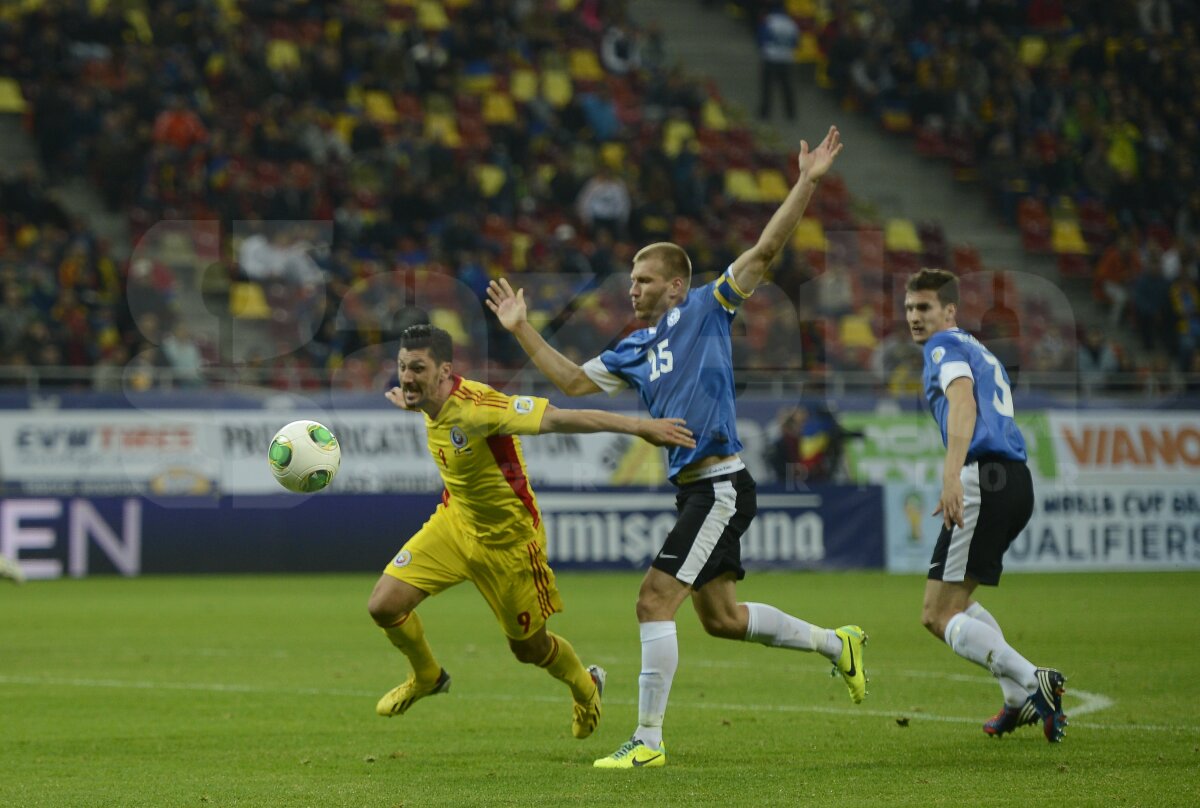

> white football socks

[
  {"left": 743, "top": 602, "right": 842, "bottom": 661},
  {"left": 634, "top": 621, "right": 677, "bottom": 751},
  {"left": 944, "top": 611, "right": 1037, "bottom": 694},
  {"left": 966, "top": 602, "right": 1032, "bottom": 707}
]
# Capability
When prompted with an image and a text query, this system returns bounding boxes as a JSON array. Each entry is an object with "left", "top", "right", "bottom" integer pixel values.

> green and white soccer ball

[{"left": 268, "top": 420, "right": 341, "bottom": 493}]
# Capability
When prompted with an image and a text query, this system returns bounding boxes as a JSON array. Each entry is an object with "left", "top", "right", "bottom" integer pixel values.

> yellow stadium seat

[
  {"left": 725, "top": 169, "right": 762, "bottom": 203},
  {"left": 1051, "top": 218, "right": 1088, "bottom": 254},
  {"left": 510, "top": 69, "right": 539, "bottom": 102},
  {"left": 568, "top": 49, "right": 605, "bottom": 81},
  {"left": 1018, "top": 35, "right": 1048, "bottom": 67},
  {"left": 229, "top": 282, "right": 271, "bottom": 319},
  {"left": 0, "top": 78, "right": 27, "bottom": 113},
  {"left": 482, "top": 93, "right": 516, "bottom": 125},
  {"left": 430, "top": 309, "right": 468, "bottom": 343},
  {"left": 701, "top": 98, "right": 728, "bottom": 131},
  {"left": 662, "top": 118, "right": 696, "bottom": 158},
  {"left": 460, "top": 71, "right": 495, "bottom": 94},
  {"left": 884, "top": 218, "right": 922, "bottom": 252},
  {"left": 839, "top": 310, "right": 878, "bottom": 349},
  {"left": 600, "top": 142, "right": 626, "bottom": 170},
  {"left": 786, "top": 0, "right": 817, "bottom": 18},
  {"left": 333, "top": 113, "right": 358, "bottom": 145},
  {"left": 424, "top": 112, "right": 461, "bottom": 148},
  {"left": 510, "top": 232, "right": 532, "bottom": 271},
  {"left": 416, "top": 1, "right": 450, "bottom": 30},
  {"left": 795, "top": 31, "right": 821, "bottom": 64},
  {"left": 791, "top": 217, "right": 827, "bottom": 251},
  {"left": 475, "top": 164, "right": 507, "bottom": 198},
  {"left": 541, "top": 70, "right": 573, "bottom": 108},
  {"left": 364, "top": 90, "right": 399, "bottom": 124},
  {"left": 757, "top": 169, "right": 790, "bottom": 202},
  {"left": 267, "top": 40, "right": 301, "bottom": 72}
]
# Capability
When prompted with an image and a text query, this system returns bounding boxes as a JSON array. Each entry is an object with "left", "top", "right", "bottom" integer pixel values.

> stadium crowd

[
  {"left": 0, "top": 161, "right": 176, "bottom": 390},
  {"left": 798, "top": 0, "right": 1200, "bottom": 379},
  {"left": 1, "top": 0, "right": 1196, "bottom": 393}
]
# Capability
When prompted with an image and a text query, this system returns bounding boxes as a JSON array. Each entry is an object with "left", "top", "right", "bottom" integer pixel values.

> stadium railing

[{"left": 0, "top": 365, "right": 1195, "bottom": 399}]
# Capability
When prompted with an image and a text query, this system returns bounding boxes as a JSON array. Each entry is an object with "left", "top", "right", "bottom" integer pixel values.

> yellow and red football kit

[{"left": 384, "top": 376, "right": 564, "bottom": 639}]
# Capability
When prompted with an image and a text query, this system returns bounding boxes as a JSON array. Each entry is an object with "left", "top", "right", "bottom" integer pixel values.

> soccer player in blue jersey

[
  {"left": 488, "top": 126, "right": 869, "bottom": 769},
  {"left": 905, "top": 267, "right": 1068, "bottom": 743}
]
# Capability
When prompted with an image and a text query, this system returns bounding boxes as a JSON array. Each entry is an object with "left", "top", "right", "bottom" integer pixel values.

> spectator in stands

[
  {"left": 766, "top": 405, "right": 805, "bottom": 484},
  {"left": 575, "top": 165, "right": 631, "bottom": 240},
  {"left": 1132, "top": 250, "right": 1175, "bottom": 353},
  {"left": 814, "top": 262, "right": 854, "bottom": 317},
  {"left": 1169, "top": 267, "right": 1200, "bottom": 371},
  {"left": 0, "top": 284, "right": 34, "bottom": 354},
  {"left": 1094, "top": 234, "right": 1141, "bottom": 326},
  {"left": 152, "top": 95, "right": 208, "bottom": 154},
  {"left": 757, "top": 5, "right": 800, "bottom": 121},
  {"left": 600, "top": 13, "right": 641, "bottom": 75},
  {"left": 162, "top": 322, "right": 205, "bottom": 388},
  {"left": 1078, "top": 326, "right": 1120, "bottom": 394}
]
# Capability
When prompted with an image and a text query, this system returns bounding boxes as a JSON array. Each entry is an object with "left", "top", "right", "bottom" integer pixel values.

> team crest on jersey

[
  {"left": 667, "top": 307, "right": 680, "bottom": 327},
  {"left": 392, "top": 550, "right": 412, "bottom": 568},
  {"left": 513, "top": 396, "right": 535, "bottom": 415},
  {"left": 931, "top": 347, "right": 946, "bottom": 364},
  {"left": 449, "top": 426, "right": 468, "bottom": 449}
]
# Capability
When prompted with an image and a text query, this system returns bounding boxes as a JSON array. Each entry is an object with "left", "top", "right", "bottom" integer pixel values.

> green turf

[{"left": 2, "top": 571, "right": 1198, "bottom": 807}]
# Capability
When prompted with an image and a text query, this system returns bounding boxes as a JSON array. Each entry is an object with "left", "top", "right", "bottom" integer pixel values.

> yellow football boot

[
  {"left": 593, "top": 738, "right": 666, "bottom": 769},
  {"left": 832, "top": 625, "right": 868, "bottom": 703},
  {"left": 375, "top": 668, "right": 451, "bottom": 717}
]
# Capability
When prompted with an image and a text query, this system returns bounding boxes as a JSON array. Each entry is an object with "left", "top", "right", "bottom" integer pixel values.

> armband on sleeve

[{"left": 713, "top": 267, "right": 752, "bottom": 313}]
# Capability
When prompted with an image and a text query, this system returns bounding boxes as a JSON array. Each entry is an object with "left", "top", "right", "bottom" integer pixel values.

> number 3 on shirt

[
  {"left": 647, "top": 339, "right": 673, "bottom": 381},
  {"left": 980, "top": 351, "right": 1014, "bottom": 417}
]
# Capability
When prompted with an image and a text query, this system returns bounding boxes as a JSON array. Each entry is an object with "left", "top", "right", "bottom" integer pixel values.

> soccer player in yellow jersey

[{"left": 368, "top": 324, "right": 696, "bottom": 740}]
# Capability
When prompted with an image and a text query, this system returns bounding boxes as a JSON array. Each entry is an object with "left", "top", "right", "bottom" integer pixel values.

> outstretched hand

[
  {"left": 798, "top": 125, "right": 843, "bottom": 183},
  {"left": 640, "top": 417, "right": 696, "bottom": 449},
  {"left": 485, "top": 279, "right": 527, "bottom": 332}
]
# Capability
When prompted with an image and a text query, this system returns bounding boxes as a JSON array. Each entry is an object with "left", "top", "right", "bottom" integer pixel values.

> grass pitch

[{"left": 2, "top": 571, "right": 1198, "bottom": 807}]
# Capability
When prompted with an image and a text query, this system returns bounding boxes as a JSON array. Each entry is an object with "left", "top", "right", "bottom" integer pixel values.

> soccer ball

[{"left": 268, "top": 420, "right": 341, "bottom": 493}]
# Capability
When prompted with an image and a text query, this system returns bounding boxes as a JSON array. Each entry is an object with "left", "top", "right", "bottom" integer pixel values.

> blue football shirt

[
  {"left": 922, "top": 328, "right": 1027, "bottom": 463},
  {"left": 583, "top": 267, "right": 750, "bottom": 480}
]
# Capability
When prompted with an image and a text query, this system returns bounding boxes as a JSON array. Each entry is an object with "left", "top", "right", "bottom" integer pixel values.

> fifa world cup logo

[{"left": 903, "top": 491, "right": 924, "bottom": 544}]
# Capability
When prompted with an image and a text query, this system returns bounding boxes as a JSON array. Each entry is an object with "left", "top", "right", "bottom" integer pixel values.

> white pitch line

[{"left": 0, "top": 674, "right": 1185, "bottom": 734}]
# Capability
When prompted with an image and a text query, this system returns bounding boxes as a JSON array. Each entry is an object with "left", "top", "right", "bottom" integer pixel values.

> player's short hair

[
  {"left": 633, "top": 242, "right": 692, "bottom": 282},
  {"left": 399, "top": 324, "right": 453, "bottom": 364},
  {"left": 906, "top": 268, "right": 959, "bottom": 306}
]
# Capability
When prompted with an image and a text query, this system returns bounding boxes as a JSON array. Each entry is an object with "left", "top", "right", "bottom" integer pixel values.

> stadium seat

[
  {"left": 481, "top": 93, "right": 517, "bottom": 126},
  {"left": 792, "top": 217, "right": 827, "bottom": 251},
  {"left": 541, "top": 69, "right": 573, "bottom": 108},
  {"left": 229, "top": 282, "right": 271, "bottom": 319},
  {"left": 568, "top": 49, "right": 605, "bottom": 81},
  {"left": 884, "top": 218, "right": 922, "bottom": 253},
  {"left": 1051, "top": 218, "right": 1088, "bottom": 255},
  {"left": 510, "top": 68, "right": 539, "bottom": 102},
  {"left": 0, "top": 77, "right": 26, "bottom": 113},
  {"left": 757, "top": 169, "right": 790, "bottom": 203},
  {"left": 724, "top": 169, "right": 762, "bottom": 203}
]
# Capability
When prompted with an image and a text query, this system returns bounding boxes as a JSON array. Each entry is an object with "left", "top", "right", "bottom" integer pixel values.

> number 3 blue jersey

[
  {"left": 922, "top": 328, "right": 1027, "bottom": 463},
  {"left": 582, "top": 268, "right": 749, "bottom": 480}
]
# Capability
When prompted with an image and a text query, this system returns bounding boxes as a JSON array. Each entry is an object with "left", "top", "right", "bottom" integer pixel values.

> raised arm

[
  {"left": 539, "top": 406, "right": 696, "bottom": 448},
  {"left": 486, "top": 278, "right": 603, "bottom": 396},
  {"left": 728, "top": 125, "right": 844, "bottom": 295}
]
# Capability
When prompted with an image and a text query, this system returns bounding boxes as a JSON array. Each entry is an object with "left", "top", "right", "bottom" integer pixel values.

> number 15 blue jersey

[
  {"left": 582, "top": 268, "right": 749, "bottom": 480},
  {"left": 922, "top": 327, "right": 1027, "bottom": 463}
]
